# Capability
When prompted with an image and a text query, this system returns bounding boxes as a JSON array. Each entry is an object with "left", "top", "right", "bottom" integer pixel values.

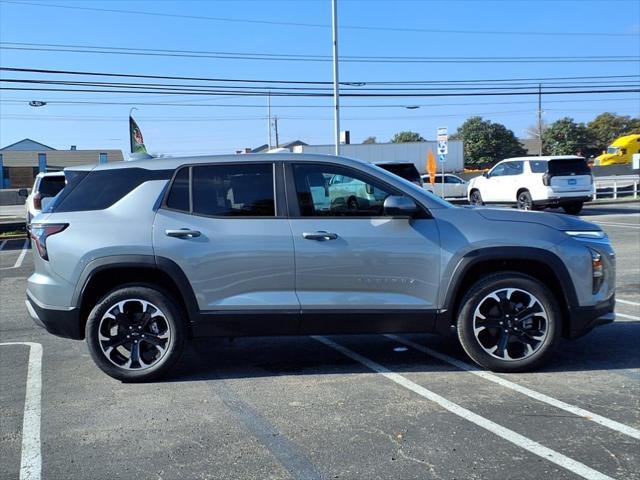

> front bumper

[
  {"left": 567, "top": 295, "right": 615, "bottom": 339},
  {"left": 26, "top": 291, "right": 83, "bottom": 340}
]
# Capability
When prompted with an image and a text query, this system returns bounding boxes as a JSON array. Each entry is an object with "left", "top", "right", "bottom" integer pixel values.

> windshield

[{"left": 607, "top": 146, "right": 620, "bottom": 154}]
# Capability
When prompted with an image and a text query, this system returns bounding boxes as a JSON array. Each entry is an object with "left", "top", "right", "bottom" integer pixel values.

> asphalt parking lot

[{"left": 1, "top": 203, "right": 638, "bottom": 480}]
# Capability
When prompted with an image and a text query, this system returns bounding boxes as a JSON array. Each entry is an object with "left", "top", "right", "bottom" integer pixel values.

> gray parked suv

[{"left": 26, "top": 154, "right": 615, "bottom": 381}]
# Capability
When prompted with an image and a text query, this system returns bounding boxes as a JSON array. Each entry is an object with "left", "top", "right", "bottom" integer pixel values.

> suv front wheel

[
  {"left": 457, "top": 272, "right": 561, "bottom": 372},
  {"left": 86, "top": 286, "right": 186, "bottom": 382}
]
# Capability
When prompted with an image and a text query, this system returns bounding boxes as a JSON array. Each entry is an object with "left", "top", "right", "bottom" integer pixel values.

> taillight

[
  {"left": 33, "top": 192, "right": 42, "bottom": 210},
  {"left": 30, "top": 223, "right": 68, "bottom": 261},
  {"left": 542, "top": 173, "right": 551, "bottom": 186}
]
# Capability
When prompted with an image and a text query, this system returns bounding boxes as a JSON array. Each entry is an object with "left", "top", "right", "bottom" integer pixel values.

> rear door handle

[
  {"left": 166, "top": 228, "right": 201, "bottom": 239},
  {"left": 303, "top": 231, "right": 338, "bottom": 241}
]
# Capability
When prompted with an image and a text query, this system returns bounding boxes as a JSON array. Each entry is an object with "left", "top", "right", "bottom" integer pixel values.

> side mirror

[
  {"left": 482, "top": 172, "right": 489, "bottom": 178},
  {"left": 383, "top": 196, "right": 418, "bottom": 217},
  {"left": 18, "top": 188, "right": 29, "bottom": 198}
]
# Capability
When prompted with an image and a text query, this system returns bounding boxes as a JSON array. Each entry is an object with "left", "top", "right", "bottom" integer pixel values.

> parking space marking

[
  {"left": 313, "top": 336, "right": 614, "bottom": 480},
  {"left": 0, "top": 239, "right": 29, "bottom": 271},
  {"left": 0, "top": 342, "right": 42, "bottom": 480},
  {"left": 617, "top": 299, "right": 640, "bottom": 307},
  {"left": 0, "top": 240, "right": 7, "bottom": 251},
  {"left": 385, "top": 335, "right": 640, "bottom": 441},
  {"left": 594, "top": 222, "right": 640, "bottom": 229},
  {"left": 615, "top": 312, "right": 640, "bottom": 322}
]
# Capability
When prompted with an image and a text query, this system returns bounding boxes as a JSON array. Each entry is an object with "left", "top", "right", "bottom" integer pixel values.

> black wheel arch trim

[
  {"left": 441, "top": 246, "right": 579, "bottom": 318},
  {"left": 73, "top": 255, "right": 200, "bottom": 320}
]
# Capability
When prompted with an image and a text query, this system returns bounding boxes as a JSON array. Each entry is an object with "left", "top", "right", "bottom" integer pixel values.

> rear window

[
  {"left": 376, "top": 163, "right": 421, "bottom": 183},
  {"left": 50, "top": 168, "right": 172, "bottom": 213},
  {"left": 38, "top": 176, "right": 66, "bottom": 198},
  {"left": 548, "top": 159, "right": 590, "bottom": 176}
]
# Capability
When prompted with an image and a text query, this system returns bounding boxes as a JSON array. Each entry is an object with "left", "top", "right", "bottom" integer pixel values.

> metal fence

[{"left": 593, "top": 175, "right": 639, "bottom": 200}]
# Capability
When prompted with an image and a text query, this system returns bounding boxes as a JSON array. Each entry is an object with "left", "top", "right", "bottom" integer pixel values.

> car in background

[
  {"left": 467, "top": 156, "right": 594, "bottom": 214},
  {"left": 327, "top": 172, "right": 388, "bottom": 212},
  {"left": 422, "top": 173, "right": 468, "bottom": 198},
  {"left": 374, "top": 162, "right": 424, "bottom": 187},
  {"left": 19, "top": 171, "right": 66, "bottom": 227}
]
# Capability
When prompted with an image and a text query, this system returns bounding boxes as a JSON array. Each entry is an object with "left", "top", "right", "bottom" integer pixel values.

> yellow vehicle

[{"left": 595, "top": 134, "right": 640, "bottom": 166}]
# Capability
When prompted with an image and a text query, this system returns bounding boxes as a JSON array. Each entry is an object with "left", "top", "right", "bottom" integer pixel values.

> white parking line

[
  {"left": 0, "top": 342, "right": 43, "bottom": 480},
  {"left": 594, "top": 222, "right": 640, "bottom": 229},
  {"left": 617, "top": 298, "right": 640, "bottom": 307},
  {"left": 616, "top": 312, "right": 640, "bottom": 322},
  {"left": 0, "top": 239, "right": 7, "bottom": 251},
  {"left": 0, "top": 239, "right": 29, "bottom": 270},
  {"left": 385, "top": 334, "right": 640, "bottom": 441},
  {"left": 314, "top": 336, "right": 614, "bottom": 480}
]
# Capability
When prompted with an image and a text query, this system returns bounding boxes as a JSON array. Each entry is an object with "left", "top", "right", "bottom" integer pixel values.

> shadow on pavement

[{"left": 163, "top": 322, "right": 640, "bottom": 383}]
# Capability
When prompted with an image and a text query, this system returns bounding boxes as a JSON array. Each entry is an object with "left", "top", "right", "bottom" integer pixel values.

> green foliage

[
  {"left": 451, "top": 116, "right": 526, "bottom": 168},
  {"left": 587, "top": 113, "right": 640, "bottom": 151},
  {"left": 541, "top": 117, "right": 592, "bottom": 155},
  {"left": 390, "top": 131, "right": 425, "bottom": 143},
  {"left": 362, "top": 136, "right": 377, "bottom": 144}
]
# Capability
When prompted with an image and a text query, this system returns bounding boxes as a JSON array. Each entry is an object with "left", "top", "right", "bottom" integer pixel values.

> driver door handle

[
  {"left": 166, "top": 228, "right": 201, "bottom": 239},
  {"left": 303, "top": 231, "right": 338, "bottom": 241}
]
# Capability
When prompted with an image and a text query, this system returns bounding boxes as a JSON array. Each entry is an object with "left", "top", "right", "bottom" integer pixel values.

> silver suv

[{"left": 26, "top": 154, "right": 615, "bottom": 381}]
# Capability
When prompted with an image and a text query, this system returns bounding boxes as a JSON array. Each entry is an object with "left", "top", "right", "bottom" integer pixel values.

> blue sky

[{"left": 1, "top": 0, "right": 639, "bottom": 156}]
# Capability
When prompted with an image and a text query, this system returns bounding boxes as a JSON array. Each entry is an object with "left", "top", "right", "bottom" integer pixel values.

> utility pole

[
  {"left": 331, "top": 0, "right": 341, "bottom": 155},
  {"left": 537, "top": 83, "right": 543, "bottom": 156},
  {"left": 274, "top": 117, "right": 280, "bottom": 148},
  {"left": 267, "top": 91, "right": 272, "bottom": 150}
]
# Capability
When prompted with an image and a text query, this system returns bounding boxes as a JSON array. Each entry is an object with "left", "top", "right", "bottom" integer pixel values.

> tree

[
  {"left": 587, "top": 113, "right": 640, "bottom": 151},
  {"left": 362, "top": 136, "right": 377, "bottom": 144},
  {"left": 451, "top": 116, "right": 526, "bottom": 168},
  {"left": 542, "top": 117, "right": 592, "bottom": 156},
  {"left": 391, "top": 131, "right": 425, "bottom": 143}
]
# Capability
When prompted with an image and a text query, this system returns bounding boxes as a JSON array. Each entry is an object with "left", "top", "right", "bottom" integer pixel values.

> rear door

[
  {"left": 548, "top": 158, "right": 592, "bottom": 194},
  {"left": 153, "top": 162, "right": 299, "bottom": 334},
  {"left": 286, "top": 162, "right": 441, "bottom": 334}
]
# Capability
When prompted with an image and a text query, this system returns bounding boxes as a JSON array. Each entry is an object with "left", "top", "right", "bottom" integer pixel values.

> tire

[
  {"left": 469, "top": 189, "right": 483, "bottom": 206},
  {"left": 456, "top": 272, "right": 561, "bottom": 372},
  {"left": 516, "top": 190, "right": 533, "bottom": 210},
  {"left": 562, "top": 202, "right": 583, "bottom": 215},
  {"left": 85, "top": 286, "right": 186, "bottom": 382},
  {"left": 347, "top": 197, "right": 359, "bottom": 211}
]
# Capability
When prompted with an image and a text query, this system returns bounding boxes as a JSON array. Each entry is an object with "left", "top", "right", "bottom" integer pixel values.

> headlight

[
  {"left": 565, "top": 230, "right": 606, "bottom": 239},
  {"left": 589, "top": 248, "right": 604, "bottom": 294}
]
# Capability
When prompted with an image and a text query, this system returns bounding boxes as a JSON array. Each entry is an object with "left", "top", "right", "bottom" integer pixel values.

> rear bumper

[
  {"left": 567, "top": 295, "right": 615, "bottom": 339},
  {"left": 535, "top": 195, "right": 593, "bottom": 207},
  {"left": 26, "top": 291, "right": 83, "bottom": 340}
]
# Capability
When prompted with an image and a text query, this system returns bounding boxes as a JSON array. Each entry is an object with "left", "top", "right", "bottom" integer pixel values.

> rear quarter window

[
  {"left": 529, "top": 161, "right": 547, "bottom": 173},
  {"left": 51, "top": 168, "right": 172, "bottom": 213}
]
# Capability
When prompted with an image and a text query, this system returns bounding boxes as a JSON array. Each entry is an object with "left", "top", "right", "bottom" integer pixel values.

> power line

[
  {"left": 1, "top": 1, "right": 636, "bottom": 37},
  {"left": 2, "top": 43, "right": 638, "bottom": 64},
  {"left": 2, "top": 66, "right": 638, "bottom": 88}
]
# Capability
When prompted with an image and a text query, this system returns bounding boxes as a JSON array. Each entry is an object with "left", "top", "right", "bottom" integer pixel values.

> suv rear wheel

[
  {"left": 457, "top": 272, "right": 561, "bottom": 372},
  {"left": 562, "top": 202, "right": 583, "bottom": 215},
  {"left": 86, "top": 286, "right": 186, "bottom": 382},
  {"left": 517, "top": 190, "right": 533, "bottom": 210}
]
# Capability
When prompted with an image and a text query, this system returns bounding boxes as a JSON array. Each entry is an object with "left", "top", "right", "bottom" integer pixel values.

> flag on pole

[
  {"left": 129, "top": 116, "right": 148, "bottom": 155},
  {"left": 427, "top": 149, "right": 437, "bottom": 185}
]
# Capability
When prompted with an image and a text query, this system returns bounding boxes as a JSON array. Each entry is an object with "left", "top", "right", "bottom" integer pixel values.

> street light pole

[
  {"left": 537, "top": 83, "right": 543, "bottom": 156},
  {"left": 331, "top": 0, "right": 341, "bottom": 155}
]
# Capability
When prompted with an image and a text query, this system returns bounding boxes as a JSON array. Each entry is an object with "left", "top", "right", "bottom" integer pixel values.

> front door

[
  {"left": 153, "top": 162, "right": 299, "bottom": 335},
  {"left": 286, "top": 162, "right": 441, "bottom": 334}
]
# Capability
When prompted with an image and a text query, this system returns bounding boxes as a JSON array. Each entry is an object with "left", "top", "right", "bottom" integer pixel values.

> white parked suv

[
  {"left": 422, "top": 173, "right": 468, "bottom": 198},
  {"left": 19, "top": 171, "right": 66, "bottom": 227},
  {"left": 467, "top": 156, "right": 594, "bottom": 214}
]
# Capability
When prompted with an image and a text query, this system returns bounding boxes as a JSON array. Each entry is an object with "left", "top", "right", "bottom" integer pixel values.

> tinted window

[
  {"left": 38, "top": 176, "right": 65, "bottom": 197},
  {"left": 445, "top": 176, "right": 463, "bottom": 184},
  {"left": 192, "top": 163, "right": 275, "bottom": 217},
  {"left": 503, "top": 161, "right": 523, "bottom": 176},
  {"left": 52, "top": 168, "right": 172, "bottom": 213},
  {"left": 293, "top": 163, "right": 399, "bottom": 217},
  {"left": 529, "top": 160, "right": 547, "bottom": 173},
  {"left": 489, "top": 164, "right": 507, "bottom": 177},
  {"left": 376, "top": 163, "right": 421, "bottom": 183},
  {"left": 548, "top": 159, "right": 590, "bottom": 175},
  {"left": 166, "top": 167, "right": 190, "bottom": 212}
]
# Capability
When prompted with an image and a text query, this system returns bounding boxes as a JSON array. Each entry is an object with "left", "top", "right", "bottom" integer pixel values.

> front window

[
  {"left": 607, "top": 146, "right": 620, "bottom": 155},
  {"left": 292, "top": 163, "right": 400, "bottom": 217}
]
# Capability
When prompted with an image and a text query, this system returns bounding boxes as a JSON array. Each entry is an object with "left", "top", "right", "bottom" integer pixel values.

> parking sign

[{"left": 437, "top": 127, "right": 448, "bottom": 156}]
